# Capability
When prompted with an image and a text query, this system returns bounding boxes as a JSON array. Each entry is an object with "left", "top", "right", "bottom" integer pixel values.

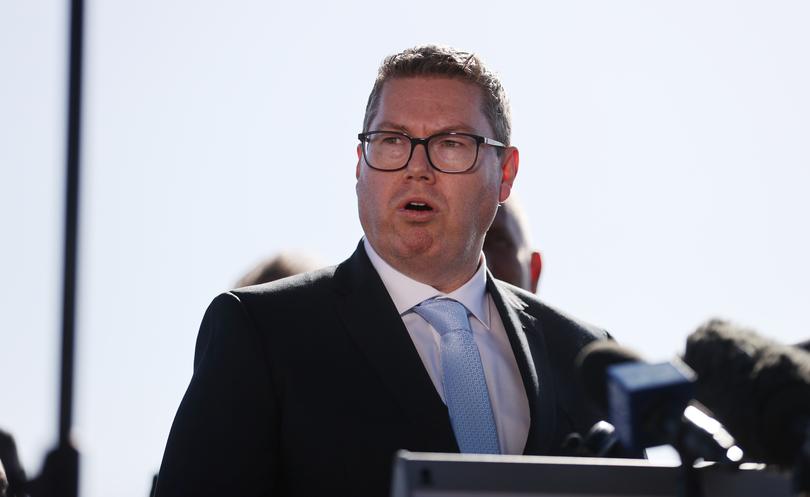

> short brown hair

[
  {"left": 235, "top": 253, "right": 321, "bottom": 287},
  {"left": 362, "top": 45, "right": 512, "bottom": 146}
]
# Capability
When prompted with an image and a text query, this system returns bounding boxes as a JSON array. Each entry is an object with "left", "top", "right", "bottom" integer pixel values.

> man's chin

[
  {"left": 395, "top": 230, "right": 437, "bottom": 258},
  {"left": 370, "top": 237, "right": 437, "bottom": 267}
]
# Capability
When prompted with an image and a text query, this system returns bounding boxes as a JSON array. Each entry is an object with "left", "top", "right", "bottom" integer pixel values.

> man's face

[{"left": 356, "top": 77, "right": 518, "bottom": 291}]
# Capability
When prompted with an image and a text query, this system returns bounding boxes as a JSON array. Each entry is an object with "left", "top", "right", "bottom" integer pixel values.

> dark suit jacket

[{"left": 155, "top": 242, "right": 609, "bottom": 497}]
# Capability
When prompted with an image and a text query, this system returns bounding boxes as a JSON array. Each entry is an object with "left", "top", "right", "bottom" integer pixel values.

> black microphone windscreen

[
  {"left": 576, "top": 340, "right": 642, "bottom": 412},
  {"left": 683, "top": 319, "right": 810, "bottom": 466}
]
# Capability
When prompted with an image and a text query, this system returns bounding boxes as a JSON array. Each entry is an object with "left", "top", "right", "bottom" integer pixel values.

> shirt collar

[{"left": 363, "top": 238, "right": 491, "bottom": 329}]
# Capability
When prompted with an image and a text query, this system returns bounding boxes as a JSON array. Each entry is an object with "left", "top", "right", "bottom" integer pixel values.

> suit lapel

[
  {"left": 332, "top": 242, "right": 458, "bottom": 452},
  {"left": 486, "top": 274, "right": 558, "bottom": 454}
]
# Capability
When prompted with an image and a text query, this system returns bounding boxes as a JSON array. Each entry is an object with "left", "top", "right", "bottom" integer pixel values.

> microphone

[
  {"left": 576, "top": 341, "right": 742, "bottom": 464},
  {"left": 581, "top": 420, "right": 630, "bottom": 457},
  {"left": 561, "top": 420, "right": 643, "bottom": 458},
  {"left": 683, "top": 319, "right": 810, "bottom": 467}
]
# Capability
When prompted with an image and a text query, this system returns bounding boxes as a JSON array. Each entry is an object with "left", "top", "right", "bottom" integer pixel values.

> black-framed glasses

[{"left": 357, "top": 130, "right": 506, "bottom": 173}]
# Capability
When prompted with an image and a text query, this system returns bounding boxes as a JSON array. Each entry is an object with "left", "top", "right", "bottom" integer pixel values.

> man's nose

[{"left": 405, "top": 143, "right": 435, "bottom": 180}]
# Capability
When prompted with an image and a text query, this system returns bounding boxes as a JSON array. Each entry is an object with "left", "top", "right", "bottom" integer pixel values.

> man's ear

[
  {"left": 499, "top": 147, "right": 519, "bottom": 203},
  {"left": 530, "top": 250, "right": 542, "bottom": 293},
  {"left": 356, "top": 144, "right": 363, "bottom": 179}
]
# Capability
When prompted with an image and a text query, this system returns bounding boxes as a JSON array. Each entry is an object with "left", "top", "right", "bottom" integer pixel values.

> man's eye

[
  {"left": 381, "top": 136, "right": 402, "bottom": 145},
  {"left": 439, "top": 139, "right": 465, "bottom": 148}
]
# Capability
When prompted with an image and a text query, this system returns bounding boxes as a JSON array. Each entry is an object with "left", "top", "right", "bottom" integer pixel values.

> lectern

[{"left": 391, "top": 451, "right": 794, "bottom": 497}]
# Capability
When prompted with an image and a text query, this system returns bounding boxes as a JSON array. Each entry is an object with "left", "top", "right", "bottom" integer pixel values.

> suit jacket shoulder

[
  {"left": 231, "top": 264, "right": 339, "bottom": 313},
  {"left": 497, "top": 280, "right": 611, "bottom": 344}
]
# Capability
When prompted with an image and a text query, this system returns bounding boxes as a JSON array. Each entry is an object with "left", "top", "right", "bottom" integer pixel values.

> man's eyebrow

[
  {"left": 371, "top": 121, "right": 482, "bottom": 136},
  {"left": 372, "top": 121, "right": 409, "bottom": 133}
]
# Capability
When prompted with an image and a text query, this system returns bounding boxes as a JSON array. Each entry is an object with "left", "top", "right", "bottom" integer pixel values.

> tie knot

[{"left": 412, "top": 298, "right": 471, "bottom": 336}]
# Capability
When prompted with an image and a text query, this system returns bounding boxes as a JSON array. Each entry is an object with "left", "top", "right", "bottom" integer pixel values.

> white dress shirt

[{"left": 363, "top": 238, "right": 531, "bottom": 454}]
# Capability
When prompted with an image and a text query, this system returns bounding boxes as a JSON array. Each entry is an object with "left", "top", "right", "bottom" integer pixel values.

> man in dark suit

[{"left": 155, "top": 44, "right": 609, "bottom": 497}]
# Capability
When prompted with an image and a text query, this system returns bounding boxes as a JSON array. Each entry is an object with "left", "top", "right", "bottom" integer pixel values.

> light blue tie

[{"left": 413, "top": 298, "right": 500, "bottom": 454}]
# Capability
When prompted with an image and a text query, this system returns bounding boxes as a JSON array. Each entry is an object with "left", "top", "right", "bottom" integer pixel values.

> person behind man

[
  {"left": 155, "top": 44, "right": 609, "bottom": 497},
  {"left": 483, "top": 198, "right": 542, "bottom": 292},
  {"left": 235, "top": 252, "right": 322, "bottom": 287}
]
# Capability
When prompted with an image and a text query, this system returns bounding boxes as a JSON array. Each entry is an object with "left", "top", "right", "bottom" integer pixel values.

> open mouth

[{"left": 404, "top": 201, "right": 434, "bottom": 212}]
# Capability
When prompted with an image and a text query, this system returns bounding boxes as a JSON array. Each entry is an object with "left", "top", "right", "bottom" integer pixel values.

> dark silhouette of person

[
  {"left": 0, "top": 429, "right": 26, "bottom": 497},
  {"left": 0, "top": 459, "right": 7, "bottom": 497},
  {"left": 483, "top": 198, "right": 542, "bottom": 292}
]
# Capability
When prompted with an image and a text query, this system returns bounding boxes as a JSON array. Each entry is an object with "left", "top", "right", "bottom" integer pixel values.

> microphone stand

[{"left": 28, "top": 0, "right": 84, "bottom": 495}]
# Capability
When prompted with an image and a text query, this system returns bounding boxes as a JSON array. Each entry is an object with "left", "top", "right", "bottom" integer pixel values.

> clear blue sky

[{"left": 2, "top": 1, "right": 809, "bottom": 496}]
